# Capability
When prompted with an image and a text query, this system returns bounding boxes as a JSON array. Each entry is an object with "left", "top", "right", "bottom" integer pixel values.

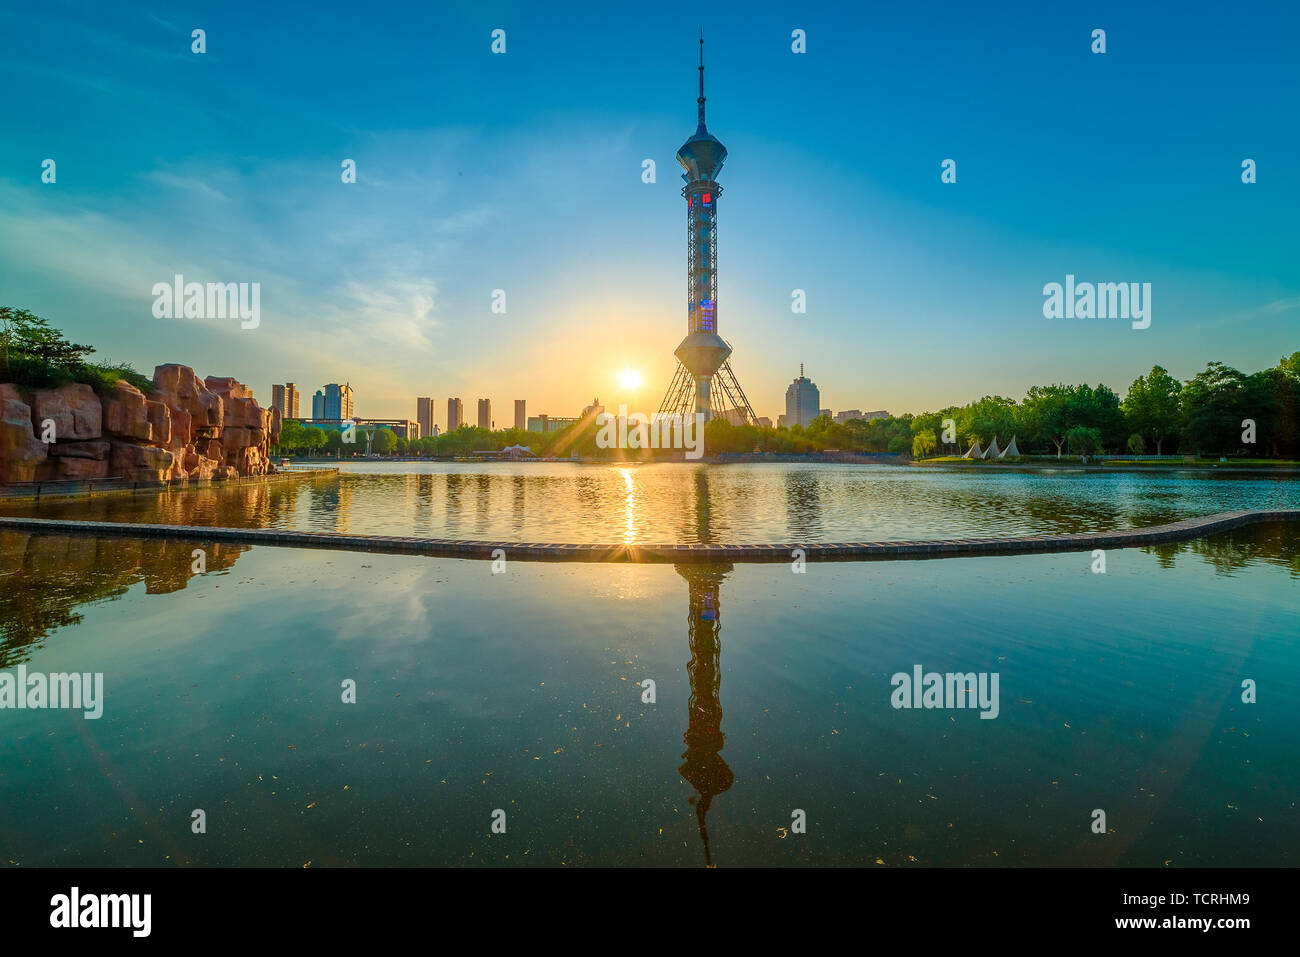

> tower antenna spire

[{"left": 698, "top": 30, "right": 706, "bottom": 127}]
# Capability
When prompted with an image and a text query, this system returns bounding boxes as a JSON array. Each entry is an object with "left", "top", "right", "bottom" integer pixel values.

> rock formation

[
  {"left": 0, "top": 365, "right": 281, "bottom": 485},
  {"left": 0, "top": 384, "right": 49, "bottom": 483}
]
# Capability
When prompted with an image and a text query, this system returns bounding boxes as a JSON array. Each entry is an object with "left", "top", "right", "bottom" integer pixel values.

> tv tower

[{"left": 658, "top": 33, "right": 757, "bottom": 426}]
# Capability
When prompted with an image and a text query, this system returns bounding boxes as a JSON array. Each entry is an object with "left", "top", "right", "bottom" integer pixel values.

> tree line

[
  {"left": 277, "top": 353, "right": 1299, "bottom": 461},
  {"left": 695, "top": 354, "right": 1300, "bottom": 459}
]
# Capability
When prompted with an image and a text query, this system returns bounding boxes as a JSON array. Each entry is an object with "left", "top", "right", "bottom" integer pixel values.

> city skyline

[
  {"left": 269, "top": 371, "right": 886, "bottom": 434},
  {"left": 2, "top": 2, "right": 1296, "bottom": 422}
]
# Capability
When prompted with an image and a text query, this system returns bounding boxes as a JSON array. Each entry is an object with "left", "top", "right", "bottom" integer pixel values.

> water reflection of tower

[{"left": 675, "top": 561, "right": 734, "bottom": 867}]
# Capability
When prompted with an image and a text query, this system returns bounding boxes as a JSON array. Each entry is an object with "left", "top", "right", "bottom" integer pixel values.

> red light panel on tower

[{"left": 702, "top": 193, "right": 712, "bottom": 204}]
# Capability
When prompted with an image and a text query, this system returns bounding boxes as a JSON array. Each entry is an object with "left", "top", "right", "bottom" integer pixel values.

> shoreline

[
  {"left": 278, "top": 455, "right": 1300, "bottom": 475},
  {"left": 910, "top": 460, "right": 1300, "bottom": 475},
  {"left": 0, "top": 466, "right": 337, "bottom": 503}
]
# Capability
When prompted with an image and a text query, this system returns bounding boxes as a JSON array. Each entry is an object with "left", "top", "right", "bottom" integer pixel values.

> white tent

[
  {"left": 963, "top": 439, "right": 983, "bottom": 459},
  {"left": 999, "top": 435, "right": 1021, "bottom": 458},
  {"left": 983, "top": 436, "right": 1002, "bottom": 459}
]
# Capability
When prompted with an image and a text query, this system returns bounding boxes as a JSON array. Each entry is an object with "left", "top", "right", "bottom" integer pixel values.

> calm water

[
  {"left": 4, "top": 462, "right": 1299, "bottom": 543},
  {"left": 1, "top": 523, "right": 1297, "bottom": 866}
]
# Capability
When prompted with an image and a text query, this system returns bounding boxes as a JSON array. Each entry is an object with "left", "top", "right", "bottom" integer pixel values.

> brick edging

[{"left": 0, "top": 509, "right": 1295, "bottom": 563}]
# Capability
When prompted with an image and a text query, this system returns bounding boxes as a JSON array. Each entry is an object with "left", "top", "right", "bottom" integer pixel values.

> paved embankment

[
  {"left": 0, "top": 510, "right": 1295, "bottom": 563},
  {"left": 0, "top": 467, "right": 338, "bottom": 502}
]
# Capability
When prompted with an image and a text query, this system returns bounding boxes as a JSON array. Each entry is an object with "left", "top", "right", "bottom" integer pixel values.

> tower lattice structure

[{"left": 658, "top": 35, "right": 758, "bottom": 427}]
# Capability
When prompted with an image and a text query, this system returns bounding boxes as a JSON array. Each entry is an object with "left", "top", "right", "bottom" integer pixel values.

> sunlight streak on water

[{"left": 4, "top": 462, "right": 1297, "bottom": 544}]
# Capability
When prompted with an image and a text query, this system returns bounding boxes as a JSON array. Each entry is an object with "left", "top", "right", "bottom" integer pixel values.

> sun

[{"left": 618, "top": 368, "right": 642, "bottom": 391}]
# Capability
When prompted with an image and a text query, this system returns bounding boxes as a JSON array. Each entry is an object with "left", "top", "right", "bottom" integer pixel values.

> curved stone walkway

[{"left": 1, "top": 510, "right": 1296, "bottom": 563}]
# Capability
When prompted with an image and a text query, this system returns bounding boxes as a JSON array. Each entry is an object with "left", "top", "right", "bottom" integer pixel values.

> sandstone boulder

[
  {"left": 153, "top": 363, "right": 221, "bottom": 433},
  {"left": 188, "top": 455, "right": 219, "bottom": 481},
  {"left": 53, "top": 456, "right": 109, "bottom": 480},
  {"left": 31, "top": 383, "right": 101, "bottom": 441},
  {"left": 145, "top": 400, "right": 171, "bottom": 446},
  {"left": 205, "top": 376, "right": 262, "bottom": 429},
  {"left": 48, "top": 439, "right": 110, "bottom": 460},
  {"left": 102, "top": 381, "right": 151, "bottom": 441},
  {"left": 167, "top": 407, "right": 191, "bottom": 452},
  {"left": 0, "top": 384, "right": 48, "bottom": 482},
  {"left": 237, "top": 446, "right": 265, "bottom": 474},
  {"left": 221, "top": 426, "right": 253, "bottom": 450},
  {"left": 109, "top": 441, "right": 174, "bottom": 484}
]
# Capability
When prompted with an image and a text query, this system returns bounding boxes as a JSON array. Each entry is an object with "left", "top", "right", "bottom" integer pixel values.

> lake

[
  {"left": 3, "top": 462, "right": 1298, "bottom": 544},
  {"left": 0, "top": 465, "right": 1296, "bottom": 865}
]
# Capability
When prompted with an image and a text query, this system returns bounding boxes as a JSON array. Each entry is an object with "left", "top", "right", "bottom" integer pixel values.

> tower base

[{"left": 658, "top": 359, "right": 758, "bottom": 426}]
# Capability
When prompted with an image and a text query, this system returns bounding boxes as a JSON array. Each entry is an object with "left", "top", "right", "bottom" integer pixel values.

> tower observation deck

[{"left": 658, "top": 34, "right": 758, "bottom": 427}]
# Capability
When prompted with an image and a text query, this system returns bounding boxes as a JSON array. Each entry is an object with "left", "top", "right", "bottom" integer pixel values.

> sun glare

[{"left": 619, "top": 368, "right": 642, "bottom": 391}]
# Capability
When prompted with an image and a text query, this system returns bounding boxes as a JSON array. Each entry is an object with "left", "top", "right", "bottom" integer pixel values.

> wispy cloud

[{"left": 142, "top": 171, "right": 229, "bottom": 201}]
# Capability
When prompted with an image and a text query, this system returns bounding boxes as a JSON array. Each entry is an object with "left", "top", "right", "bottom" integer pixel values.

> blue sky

[{"left": 1, "top": 0, "right": 1296, "bottom": 425}]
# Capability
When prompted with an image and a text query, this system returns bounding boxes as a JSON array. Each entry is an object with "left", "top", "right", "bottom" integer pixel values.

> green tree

[
  {"left": 1180, "top": 362, "right": 1247, "bottom": 455},
  {"left": 324, "top": 429, "right": 350, "bottom": 456},
  {"left": 0, "top": 306, "right": 96, "bottom": 376},
  {"left": 1073, "top": 384, "right": 1125, "bottom": 452},
  {"left": 912, "top": 429, "right": 937, "bottom": 459},
  {"left": 1066, "top": 425, "right": 1102, "bottom": 455},
  {"left": 275, "top": 419, "right": 306, "bottom": 453},
  {"left": 1123, "top": 365, "right": 1181, "bottom": 454},
  {"left": 369, "top": 429, "right": 397, "bottom": 454},
  {"left": 1020, "top": 385, "right": 1071, "bottom": 456}
]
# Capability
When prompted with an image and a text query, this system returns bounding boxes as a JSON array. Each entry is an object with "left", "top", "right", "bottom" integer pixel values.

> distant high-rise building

[
  {"left": 312, "top": 383, "right": 354, "bottom": 421},
  {"left": 447, "top": 398, "right": 463, "bottom": 431},
  {"left": 477, "top": 398, "right": 491, "bottom": 430},
  {"left": 528, "top": 415, "right": 581, "bottom": 434},
  {"left": 514, "top": 399, "right": 526, "bottom": 431},
  {"left": 784, "top": 364, "right": 820, "bottom": 429},
  {"left": 833, "top": 410, "right": 890, "bottom": 424},
  {"left": 819, "top": 409, "right": 832, "bottom": 420},
  {"left": 272, "top": 383, "right": 300, "bottom": 419},
  {"left": 417, "top": 397, "right": 435, "bottom": 438}
]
